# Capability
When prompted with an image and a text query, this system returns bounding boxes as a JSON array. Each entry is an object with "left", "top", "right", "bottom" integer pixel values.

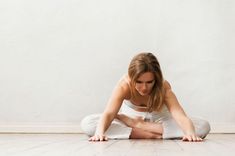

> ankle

[{"left": 134, "top": 119, "right": 143, "bottom": 129}]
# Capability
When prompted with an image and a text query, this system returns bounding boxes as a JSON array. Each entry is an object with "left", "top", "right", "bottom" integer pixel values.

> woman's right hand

[{"left": 88, "top": 134, "right": 108, "bottom": 142}]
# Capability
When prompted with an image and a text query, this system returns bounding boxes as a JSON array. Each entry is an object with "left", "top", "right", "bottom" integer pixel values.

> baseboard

[
  {"left": 0, "top": 123, "right": 82, "bottom": 133},
  {"left": 210, "top": 122, "right": 235, "bottom": 133},
  {"left": 0, "top": 122, "right": 234, "bottom": 133}
]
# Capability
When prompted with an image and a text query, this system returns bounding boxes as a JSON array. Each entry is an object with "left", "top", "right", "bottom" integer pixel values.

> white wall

[{"left": 0, "top": 0, "right": 234, "bottom": 133}]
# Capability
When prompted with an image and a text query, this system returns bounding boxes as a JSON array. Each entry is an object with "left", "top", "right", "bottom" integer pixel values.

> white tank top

[{"left": 120, "top": 99, "right": 170, "bottom": 122}]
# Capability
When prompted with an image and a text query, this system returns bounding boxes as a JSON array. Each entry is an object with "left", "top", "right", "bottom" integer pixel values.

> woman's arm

[
  {"left": 89, "top": 81, "right": 128, "bottom": 141},
  {"left": 164, "top": 80, "right": 202, "bottom": 142}
]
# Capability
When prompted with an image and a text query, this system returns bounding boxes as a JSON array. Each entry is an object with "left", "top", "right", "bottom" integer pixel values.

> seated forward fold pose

[{"left": 81, "top": 52, "right": 210, "bottom": 142}]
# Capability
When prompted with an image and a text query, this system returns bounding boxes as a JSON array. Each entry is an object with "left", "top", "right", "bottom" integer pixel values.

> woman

[{"left": 81, "top": 52, "right": 210, "bottom": 142}]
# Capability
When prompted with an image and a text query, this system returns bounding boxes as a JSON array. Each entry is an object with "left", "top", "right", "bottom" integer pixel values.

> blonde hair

[{"left": 128, "top": 52, "right": 165, "bottom": 112}]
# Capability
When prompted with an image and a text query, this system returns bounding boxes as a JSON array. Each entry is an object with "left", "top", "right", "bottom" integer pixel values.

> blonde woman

[{"left": 81, "top": 52, "right": 210, "bottom": 142}]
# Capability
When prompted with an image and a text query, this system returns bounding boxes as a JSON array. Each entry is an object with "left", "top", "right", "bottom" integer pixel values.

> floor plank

[{"left": 0, "top": 133, "right": 234, "bottom": 156}]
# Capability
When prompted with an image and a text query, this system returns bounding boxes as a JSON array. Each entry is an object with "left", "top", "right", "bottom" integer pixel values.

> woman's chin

[{"left": 139, "top": 92, "right": 149, "bottom": 96}]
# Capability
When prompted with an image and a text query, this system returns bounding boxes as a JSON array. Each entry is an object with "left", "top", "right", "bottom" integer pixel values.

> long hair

[{"left": 128, "top": 52, "right": 165, "bottom": 112}]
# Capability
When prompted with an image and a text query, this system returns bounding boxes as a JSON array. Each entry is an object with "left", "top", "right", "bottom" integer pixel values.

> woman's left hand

[{"left": 182, "top": 134, "right": 203, "bottom": 142}]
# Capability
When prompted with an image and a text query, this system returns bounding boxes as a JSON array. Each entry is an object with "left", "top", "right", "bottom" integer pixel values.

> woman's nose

[{"left": 142, "top": 83, "right": 147, "bottom": 89}]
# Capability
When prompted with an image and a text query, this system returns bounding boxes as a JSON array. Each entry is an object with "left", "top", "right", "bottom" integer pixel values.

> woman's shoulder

[
  {"left": 116, "top": 74, "right": 131, "bottom": 99},
  {"left": 163, "top": 79, "right": 174, "bottom": 99},
  {"left": 163, "top": 79, "right": 172, "bottom": 90}
]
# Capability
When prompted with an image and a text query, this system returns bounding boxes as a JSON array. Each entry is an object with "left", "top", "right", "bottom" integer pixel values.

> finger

[
  {"left": 197, "top": 136, "right": 203, "bottom": 142},
  {"left": 184, "top": 136, "right": 192, "bottom": 142},
  {"left": 102, "top": 136, "right": 108, "bottom": 141},
  {"left": 88, "top": 137, "right": 92, "bottom": 141},
  {"left": 188, "top": 136, "right": 192, "bottom": 142},
  {"left": 99, "top": 136, "right": 104, "bottom": 141},
  {"left": 182, "top": 136, "right": 189, "bottom": 141},
  {"left": 104, "top": 136, "right": 108, "bottom": 141},
  {"left": 95, "top": 136, "right": 100, "bottom": 141},
  {"left": 92, "top": 136, "right": 97, "bottom": 141},
  {"left": 89, "top": 136, "right": 96, "bottom": 142},
  {"left": 100, "top": 136, "right": 108, "bottom": 141},
  {"left": 182, "top": 136, "right": 187, "bottom": 141},
  {"left": 192, "top": 135, "right": 197, "bottom": 142}
]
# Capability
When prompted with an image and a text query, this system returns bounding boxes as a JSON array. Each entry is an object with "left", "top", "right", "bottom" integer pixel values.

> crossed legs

[{"left": 116, "top": 114, "right": 163, "bottom": 139}]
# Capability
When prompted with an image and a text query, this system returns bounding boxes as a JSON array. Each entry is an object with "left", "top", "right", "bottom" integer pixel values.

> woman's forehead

[{"left": 137, "top": 72, "right": 155, "bottom": 81}]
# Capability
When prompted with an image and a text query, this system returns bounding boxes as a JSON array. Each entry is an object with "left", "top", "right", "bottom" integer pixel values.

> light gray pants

[{"left": 80, "top": 113, "right": 211, "bottom": 139}]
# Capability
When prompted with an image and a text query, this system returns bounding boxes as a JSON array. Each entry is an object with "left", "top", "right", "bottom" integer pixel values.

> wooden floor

[{"left": 0, "top": 133, "right": 234, "bottom": 156}]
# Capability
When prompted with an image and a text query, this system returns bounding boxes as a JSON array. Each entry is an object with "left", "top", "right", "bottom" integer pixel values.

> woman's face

[{"left": 135, "top": 72, "right": 155, "bottom": 96}]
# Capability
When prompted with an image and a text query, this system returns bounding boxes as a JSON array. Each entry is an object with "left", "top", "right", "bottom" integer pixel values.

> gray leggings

[{"left": 80, "top": 113, "right": 211, "bottom": 139}]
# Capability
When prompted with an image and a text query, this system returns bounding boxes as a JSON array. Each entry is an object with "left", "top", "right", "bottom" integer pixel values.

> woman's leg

[
  {"left": 80, "top": 114, "right": 101, "bottom": 136},
  {"left": 130, "top": 128, "right": 162, "bottom": 139},
  {"left": 161, "top": 116, "right": 211, "bottom": 139},
  {"left": 81, "top": 114, "right": 132, "bottom": 139},
  {"left": 116, "top": 114, "right": 211, "bottom": 139},
  {"left": 81, "top": 113, "right": 165, "bottom": 140}
]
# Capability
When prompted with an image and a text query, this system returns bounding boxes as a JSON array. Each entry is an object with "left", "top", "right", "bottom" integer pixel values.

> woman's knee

[
  {"left": 80, "top": 114, "right": 101, "bottom": 136},
  {"left": 195, "top": 119, "right": 211, "bottom": 138}
]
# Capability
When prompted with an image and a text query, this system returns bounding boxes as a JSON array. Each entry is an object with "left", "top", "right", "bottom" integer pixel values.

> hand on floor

[
  {"left": 182, "top": 134, "right": 203, "bottom": 142},
  {"left": 89, "top": 134, "right": 108, "bottom": 142}
]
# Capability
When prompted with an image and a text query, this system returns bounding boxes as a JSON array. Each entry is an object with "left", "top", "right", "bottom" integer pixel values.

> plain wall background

[{"left": 0, "top": 0, "right": 234, "bottom": 133}]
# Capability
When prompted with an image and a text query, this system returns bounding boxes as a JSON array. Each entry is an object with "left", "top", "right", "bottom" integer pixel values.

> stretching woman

[{"left": 81, "top": 52, "right": 210, "bottom": 142}]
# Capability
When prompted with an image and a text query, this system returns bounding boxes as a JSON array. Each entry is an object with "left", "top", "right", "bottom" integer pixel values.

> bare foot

[
  {"left": 116, "top": 114, "right": 143, "bottom": 128},
  {"left": 116, "top": 114, "right": 163, "bottom": 134},
  {"left": 130, "top": 128, "right": 162, "bottom": 139}
]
